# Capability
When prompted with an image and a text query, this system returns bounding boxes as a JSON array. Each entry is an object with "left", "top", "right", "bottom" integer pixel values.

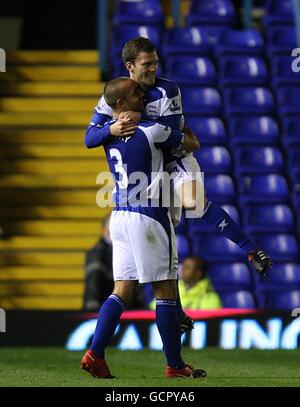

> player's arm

[
  {"left": 85, "top": 97, "right": 137, "bottom": 149},
  {"left": 157, "top": 83, "right": 199, "bottom": 152}
]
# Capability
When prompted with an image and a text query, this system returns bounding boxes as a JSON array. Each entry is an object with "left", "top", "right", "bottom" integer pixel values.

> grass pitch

[{"left": 0, "top": 348, "right": 300, "bottom": 387}]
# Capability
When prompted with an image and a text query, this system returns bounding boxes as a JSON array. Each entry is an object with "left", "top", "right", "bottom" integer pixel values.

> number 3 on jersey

[{"left": 109, "top": 148, "right": 128, "bottom": 189}]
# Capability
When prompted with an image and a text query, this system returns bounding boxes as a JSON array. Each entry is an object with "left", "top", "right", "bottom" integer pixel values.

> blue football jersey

[{"left": 104, "top": 120, "right": 183, "bottom": 221}]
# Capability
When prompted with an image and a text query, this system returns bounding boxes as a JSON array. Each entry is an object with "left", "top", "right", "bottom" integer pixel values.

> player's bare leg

[
  {"left": 152, "top": 279, "right": 207, "bottom": 378},
  {"left": 81, "top": 280, "right": 138, "bottom": 379},
  {"left": 178, "top": 178, "right": 272, "bottom": 276}
]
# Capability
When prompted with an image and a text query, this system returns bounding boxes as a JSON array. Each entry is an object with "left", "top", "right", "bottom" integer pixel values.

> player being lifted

[
  {"left": 81, "top": 77, "right": 207, "bottom": 379},
  {"left": 85, "top": 37, "right": 272, "bottom": 332}
]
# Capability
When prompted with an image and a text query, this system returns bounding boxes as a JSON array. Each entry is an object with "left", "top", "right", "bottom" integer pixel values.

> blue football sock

[
  {"left": 176, "top": 277, "right": 185, "bottom": 320},
  {"left": 201, "top": 201, "right": 256, "bottom": 254},
  {"left": 156, "top": 299, "right": 185, "bottom": 369},
  {"left": 91, "top": 294, "right": 125, "bottom": 358}
]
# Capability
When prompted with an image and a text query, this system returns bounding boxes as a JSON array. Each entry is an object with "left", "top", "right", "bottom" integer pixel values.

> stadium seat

[
  {"left": 254, "top": 234, "right": 300, "bottom": 262},
  {"left": 194, "top": 146, "right": 232, "bottom": 174},
  {"left": 163, "top": 26, "right": 226, "bottom": 57},
  {"left": 216, "top": 29, "right": 264, "bottom": 56},
  {"left": 192, "top": 234, "right": 244, "bottom": 262},
  {"left": 264, "top": 0, "right": 295, "bottom": 26},
  {"left": 235, "top": 147, "right": 284, "bottom": 175},
  {"left": 265, "top": 290, "right": 300, "bottom": 310},
  {"left": 220, "top": 291, "right": 256, "bottom": 308},
  {"left": 113, "top": 0, "right": 165, "bottom": 26},
  {"left": 166, "top": 56, "right": 217, "bottom": 86},
  {"left": 175, "top": 215, "right": 187, "bottom": 235},
  {"left": 292, "top": 175, "right": 300, "bottom": 208},
  {"left": 220, "top": 56, "right": 268, "bottom": 86},
  {"left": 185, "top": 117, "right": 228, "bottom": 145},
  {"left": 176, "top": 234, "right": 191, "bottom": 263},
  {"left": 267, "top": 27, "right": 297, "bottom": 56},
  {"left": 205, "top": 174, "right": 236, "bottom": 203},
  {"left": 258, "top": 263, "right": 300, "bottom": 290},
  {"left": 181, "top": 86, "right": 222, "bottom": 115},
  {"left": 187, "top": 0, "right": 236, "bottom": 27},
  {"left": 239, "top": 174, "right": 289, "bottom": 204},
  {"left": 224, "top": 87, "right": 275, "bottom": 116},
  {"left": 287, "top": 147, "right": 300, "bottom": 177},
  {"left": 228, "top": 116, "right": 279, "bottom": 146},
  {"left": 242, "top": 204, "right": 295, "bottom": 234},
  {"left": 282, "top": 116, "right": 300, "bottom": 148},
  {"left": 110, "top": 25, "right": 162, "bottom": 58},
  {"left": 209, "top": 263, "right": 253, "bottom": 291},
  {"left": 276, "top": 86, "right": 300, "bottom": 115},
  {"left": 272, "top": 55, "right": 300, "bottom": 87}
]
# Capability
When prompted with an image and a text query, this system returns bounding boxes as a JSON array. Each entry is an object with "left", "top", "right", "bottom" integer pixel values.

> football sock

[
  {"left": 201, "top": 201, "right": 256, "bottom": 254},
  {"left": 176, "top": 277, "right": 185, "bottom": 320},
  {"left": 156, "top": 299, "right": 185, "bottom": 369},
  {"left": 91, "top": 294, "right": 125, "bottom": 358}
]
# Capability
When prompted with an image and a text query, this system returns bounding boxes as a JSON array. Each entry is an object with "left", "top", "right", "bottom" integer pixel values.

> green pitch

[{"left": 0, "top": 348, "right": 300, "bottom": 387}]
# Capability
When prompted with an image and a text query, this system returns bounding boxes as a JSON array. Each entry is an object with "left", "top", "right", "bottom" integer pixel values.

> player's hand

[
  {"left": 119, "top": 111, "right": 141, "bottom": 124},
  {"left": 110, "top": 118, "right": 137, "bottom": 137}
]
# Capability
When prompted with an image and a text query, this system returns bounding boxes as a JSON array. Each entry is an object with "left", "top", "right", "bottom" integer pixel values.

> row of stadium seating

[
  {"left": 110, "top": 0, "right": 300, "bottom": 309},
  {"left": 112, "top": 0, "right": 296, "bottom": 28}
]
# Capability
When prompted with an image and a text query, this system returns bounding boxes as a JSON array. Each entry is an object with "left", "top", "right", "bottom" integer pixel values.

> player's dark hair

[
  {"left": 104, "top": 77, "right": 130, "bottom": 108},
  {"left": 122, "top": 37, "right": 156, "bottom": 64}
]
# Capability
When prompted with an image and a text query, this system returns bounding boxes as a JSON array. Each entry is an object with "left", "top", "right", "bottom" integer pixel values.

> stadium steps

[
  {"left": 0, "top": 206, "right": 110, "bottom": 219},
  {"left": 0, "top": 82, "right": 104, "bottom": 97},
  {"left": 0, "top": 50, "right": 107, "bottom": 309},
  {"left": 0, "top": 267, "right": 83, "bottom": 281},
  {"left": 0, "top": 98, "right": 97, "bottom": 112}
]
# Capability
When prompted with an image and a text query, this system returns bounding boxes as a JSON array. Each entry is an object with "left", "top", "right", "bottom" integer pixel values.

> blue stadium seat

[
  {"left": 209, "top": 263, "right": 253, "bottom": 291},
  {"left": 220, "top": 56, "right": 268, "bottom": 86},
  {"left": 216, "top": 29, "right": 264, "bottom": 56},
  {"left": 242, "top": 204, "right": 294, "bottom": 234},
  {"left": 185, "top": 117, "right": 228, "bottom": 145},
  {"left": 194, "top": 146, "right": 232, "bottom": 174},
  {"left": 292, "top": 175, "right": 300, "bottom": 208},
  {"left": 192, "top": 234, "right": 244, "bottom": 262},
  {"left": 205, "top": 174, "right": 236, "bottom": 203},
  {"left": 264, "top": 0, "right": 294, "bottom": 26},
  {"left": 224, "top": 87, "right": 275, "bottom": 116},
  {"left": 272, "top": 56, "right": 300, "bottom": 87},
  {"left": 239, "top": 174, "right": 289, "bottom": 204},
  {"left": 265, "top": 290, "right": 300, "bottom": 310},
  {"left": 220, "top": 291, "right": 256, "bottom": 308},
  {"left": 166, "top": 56, "right": 217, "bottom": 86},
  {"left": 181, "top": 86, "right": 222, "bottom": 115},
  {"left": 229, "top": 116, "right": 279, "bottom": 146},
  {"left": 110, "top": 25, "right": 162, "bottom": 58},
  {"left": 259, "top": 263, "right": 300, "bottom": 290},
  {"left": 267, "top": 27, "right": 297, "bottom": 56},
  {"left": 176, "top": 234, "right": 191, "bottom": 263},
  {"left": 113, "top": 0, "right": 164, "bottom": 26},
  {"left": 187, "top": 0, "right": 236, "bottom": 27},
  {"left": 282, "top": 116, "right": 300, "bottom": 148},
  {"left": 163, "top": 26, "right": 225, "bottom": 57},
  {"left": 187, "top": 204, "right": 240, "bottom": 235},
  {"left": 287, "top": 147, "right": 300, "bottom": 177},
  {"left": 235, "top": 147, "right": 284, "bottom": 175},
  {"left": 255, "top": 234, "right": 300, "bottom": 262},
  {"left": 276, "top": 86, "right": 300, "bottom": 115}
]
